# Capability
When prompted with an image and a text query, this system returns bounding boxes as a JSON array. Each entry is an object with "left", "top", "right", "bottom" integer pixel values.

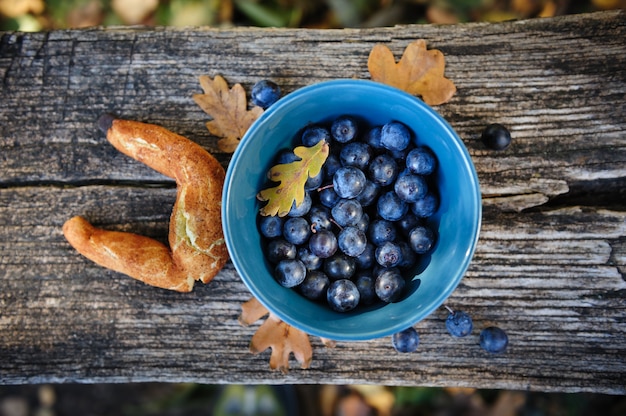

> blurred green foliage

[
  {"left": 394, "top": 385, "right": 442, "bottom": 408},
  {"left": 1, "top": 0, "right": 623, "bottom": 31},
  {"left": 2, "top": 383, "right": 626, "bottom": 416}
]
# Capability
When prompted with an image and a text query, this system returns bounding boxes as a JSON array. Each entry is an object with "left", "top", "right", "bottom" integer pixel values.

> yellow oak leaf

[
  {"left": 257, "top": 140, "right": 329, "bottom": 217},
  {"left": 193, "top": 75, "right": 263, "bottom": 153},
  {"left": 368, "top": 39, "right": 456, "bottom": 105}
]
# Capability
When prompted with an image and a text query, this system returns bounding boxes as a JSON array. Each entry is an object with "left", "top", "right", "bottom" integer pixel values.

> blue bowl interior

[{"left": 222, "top": 80, "right": 481, "bottom": 341}]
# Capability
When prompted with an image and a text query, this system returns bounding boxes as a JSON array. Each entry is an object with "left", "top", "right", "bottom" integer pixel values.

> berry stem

[
  {"left": 317, "top": 184, "right": 334, "bottom": 192},
  {"left": 330, "top": 218, "right": 343, "bottom": 231}
]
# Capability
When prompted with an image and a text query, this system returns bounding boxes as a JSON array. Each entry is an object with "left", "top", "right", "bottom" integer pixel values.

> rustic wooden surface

[{"left": 1, "top": 10, "right": 625, "bottom": 394}]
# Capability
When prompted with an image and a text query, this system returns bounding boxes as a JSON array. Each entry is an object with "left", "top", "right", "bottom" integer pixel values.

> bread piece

[{"left": 63, "top": 117, "right": 229, "bottom": 292}]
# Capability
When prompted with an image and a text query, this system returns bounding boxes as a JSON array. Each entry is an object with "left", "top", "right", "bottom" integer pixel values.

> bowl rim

[{"left": 222, "top": 79, "right": 481, "bottom": 341}]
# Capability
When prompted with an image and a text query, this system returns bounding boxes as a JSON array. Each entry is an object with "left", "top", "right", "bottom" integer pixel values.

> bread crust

[{"left": 63, "top": 118, "right": 229, "bottom": 292}]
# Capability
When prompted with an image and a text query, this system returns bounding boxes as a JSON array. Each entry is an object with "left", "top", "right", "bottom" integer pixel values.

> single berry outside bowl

[{"left": 222, "top": 79, "right": 481, "bottom": 341}]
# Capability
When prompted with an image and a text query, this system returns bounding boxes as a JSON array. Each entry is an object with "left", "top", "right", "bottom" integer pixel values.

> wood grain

[{"left": 0, "top": 10, "right": 625, "bottom": 393}]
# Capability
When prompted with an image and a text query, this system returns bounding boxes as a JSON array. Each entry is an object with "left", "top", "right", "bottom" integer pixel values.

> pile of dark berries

[
  {"left": 253, "top": 80, "right": 511, "bottom": 355},
  {"left": 258, "top": 115, "right": 439, "bottom": 313}
]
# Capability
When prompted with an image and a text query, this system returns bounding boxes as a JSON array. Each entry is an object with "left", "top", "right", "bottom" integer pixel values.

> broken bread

[{"left": 63, "top": 116, "right": 229, "bottom": 292}]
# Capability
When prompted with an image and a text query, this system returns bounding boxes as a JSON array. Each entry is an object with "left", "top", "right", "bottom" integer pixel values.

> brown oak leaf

[
  {"left": 193, "top": 75, "right": 263, "bottom": 153},
  {"left": 251, "top": 315, "right": 312, "bottom": 373},
  {"left": 368, "top": 39, "right": 456, "bottom": 105},
  {"left": 239, "top": 297, "right": 334, "bottom": 372},
  {"left": 239, "top": 296, "right": 271, "bottom": 326}
]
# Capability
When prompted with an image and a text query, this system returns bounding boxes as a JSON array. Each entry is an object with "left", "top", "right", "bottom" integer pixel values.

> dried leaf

[
  {"left": 249, "top": 314, "right": 313, "bottom": 373},
  {"left": 193, "top": 75, "right": 263, "bottom": 153},
  {"left": 238, "top": 297, "right": 335, "bottom": 372},
  {"left": 320, "top": 337, "right": 337, "bottom": 348},
  {"left": 239, "top": 297, "right": 269, "bottom": 326},
  {"left": 368, "top": 40, "right": 456, "bottom": 105},
  {"left": 257, "top": 140, "right": 330, "bottom": 217}
]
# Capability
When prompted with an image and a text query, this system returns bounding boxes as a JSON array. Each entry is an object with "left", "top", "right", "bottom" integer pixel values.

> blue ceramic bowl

[{"left": 222, "top": 80, "right": 481, "bottom": 341}]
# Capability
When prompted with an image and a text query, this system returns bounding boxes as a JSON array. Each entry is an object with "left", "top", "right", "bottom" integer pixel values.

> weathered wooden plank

[
  {"left": 1, "top": 185, "right": 624, "bottom": 392},
  {"left": 1, "top": 11, "right": 624, "bottom": 210},
  {"left": 0, "top": 10, "right": 625, "bottom": 392}
]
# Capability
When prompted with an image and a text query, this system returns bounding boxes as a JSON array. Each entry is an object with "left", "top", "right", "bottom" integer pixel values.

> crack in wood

[
  {"left": 0, "top": 179, "right": 176, "bottom": 190},
  {"left": 608, "top": 238, "right": 626, "bottom": 281},
  {"left": 483, "top": 176, "right": 626, "bottom": 212}
]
